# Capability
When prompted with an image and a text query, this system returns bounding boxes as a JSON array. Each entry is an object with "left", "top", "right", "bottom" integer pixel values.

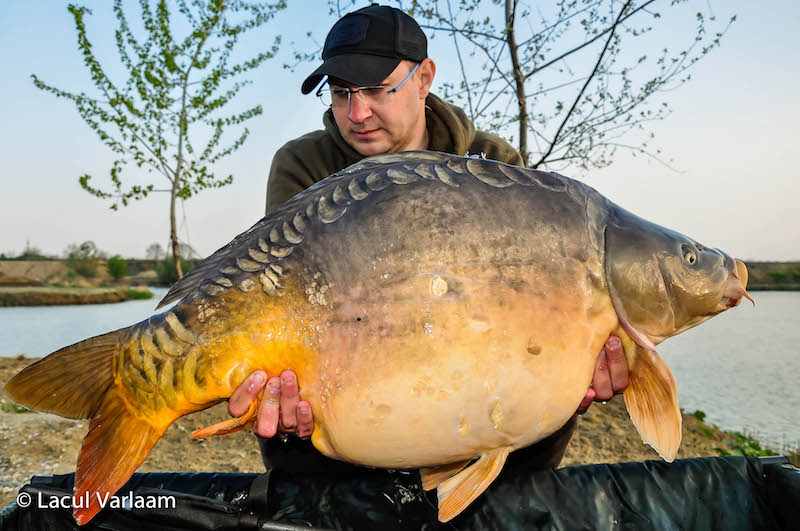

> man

[{"left": 230, "top": 4, "right": 628, "bottom": 472}]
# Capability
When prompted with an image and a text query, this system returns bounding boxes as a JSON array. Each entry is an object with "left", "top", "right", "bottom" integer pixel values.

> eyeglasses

[{"left": 316, "top": 62, "right": 421, "bottom": 108}]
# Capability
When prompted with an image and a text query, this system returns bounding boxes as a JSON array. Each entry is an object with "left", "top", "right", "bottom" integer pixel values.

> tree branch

[
  {"left": 522, "top": 0, "right": 657, "bottom": 81},
  {"left": 533, "top": 0, "right": 632, "bottom": 168}
]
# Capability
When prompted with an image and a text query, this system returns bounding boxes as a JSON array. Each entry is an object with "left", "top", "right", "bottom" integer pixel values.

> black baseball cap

[{"left": 301, "top": 4, "right": 428, "bottom": 95}]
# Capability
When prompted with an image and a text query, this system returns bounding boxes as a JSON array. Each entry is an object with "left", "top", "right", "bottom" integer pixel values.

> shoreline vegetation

[
  {"left": 0, "top": 286, "right": 153, "bottom": 307},
  {"left": 0, "top": 258, "right": 162, "bottom": 306},
  {"left": 745, "top": 262, "right": 800, "bottom": 290},
  {"left": 0, "top": 355, "right": 797, "bottom": 510}
]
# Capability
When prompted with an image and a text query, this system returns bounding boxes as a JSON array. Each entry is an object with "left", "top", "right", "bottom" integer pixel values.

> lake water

[
  {"left": 0, "top": 288, "right": 171, "bottom": 359},
  {"left": 1, "top": 289, "right": 797, "bottom": 450},
  {"left": 660, "top": 291, "right": 799, "bottom": 451}
]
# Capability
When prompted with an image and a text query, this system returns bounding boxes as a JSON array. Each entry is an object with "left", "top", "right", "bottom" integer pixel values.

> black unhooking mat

[{"left": 1, "top": 455, "right": 798, "bottom": 530}]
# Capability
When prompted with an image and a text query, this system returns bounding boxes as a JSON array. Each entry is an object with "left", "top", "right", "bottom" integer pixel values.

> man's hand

[
  {"left": 577, "top": 335, "right": 628, "bottom": 415},
  {"left": 228, "top": 369, "right": 314, "bottom": 439}
]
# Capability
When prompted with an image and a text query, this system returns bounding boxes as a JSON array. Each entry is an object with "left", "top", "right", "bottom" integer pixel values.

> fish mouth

[{"left": 719, "top": 259, "right": 754, "bottom": 309}]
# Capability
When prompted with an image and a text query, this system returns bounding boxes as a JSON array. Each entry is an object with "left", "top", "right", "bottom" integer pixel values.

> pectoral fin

[
  {"left": 624, "top": 344, "right": 682, "bottom": 461},
  {"left": 420, "top": 460, "right": 470, "bottom": 491},
  {"left": 191, "top": 392, "right": 261, "bottom": 440},
  {"left": 436, "top": 448, "right": 510, "bottom": 522}
]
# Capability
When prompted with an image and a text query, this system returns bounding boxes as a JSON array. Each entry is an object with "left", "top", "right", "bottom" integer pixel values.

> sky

[{"left": 0, "top": 0, "right": 798, "bottom": 262}]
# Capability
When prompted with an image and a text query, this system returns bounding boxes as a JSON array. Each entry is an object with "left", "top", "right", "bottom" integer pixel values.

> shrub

[
  {"left": 766, "top": 269, "right": 800, "bottom": 283},
  {"left": 65, "top": 241, "right": 99, "bottom": 278},
  {"left": 107, "top": 255, "right": 128, "bottom": 279},
  {"left": 697, "top": 426, "right": 713, "bottom": 438},
  {"left": 692, "top": 410, "right": 707, "bottom": 422},
  {"left": 125, "top": 288, "right": 153, "bottom": 300},
  {"left": 156, "top": 258, "right": 195, "bottom": 286},
  {"left": 716, "top": 431, "right": 778, "bottom": 458}
]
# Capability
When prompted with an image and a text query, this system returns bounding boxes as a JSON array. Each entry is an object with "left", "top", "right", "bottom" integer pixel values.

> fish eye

[{"left": 681, "top": 244, "right": 697, "bottom": 265}]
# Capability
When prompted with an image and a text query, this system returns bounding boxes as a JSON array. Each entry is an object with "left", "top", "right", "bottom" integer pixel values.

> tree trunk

[
  {"left": 505, "top": 0, "right": 529, "bottom": 167},
  {"left": 170, "top": 34, "right": 203, "bottom": 282},
  {"left": 169, "top": 181, "right": 183, "bottom": 280}
]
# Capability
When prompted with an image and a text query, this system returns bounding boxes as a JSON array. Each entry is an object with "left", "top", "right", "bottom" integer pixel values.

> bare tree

[
  {"left": 328, "top": 0, "right": 733, "bottom": 170},
  {"left": 145, "top": 242, "right": 165, "bottom": 261}
]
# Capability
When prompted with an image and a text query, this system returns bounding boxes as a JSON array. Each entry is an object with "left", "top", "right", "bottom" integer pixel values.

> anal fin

[
  {"left": 420, "top": 460, "right": 470, "bottom": 491},
  {"left": 191, "top": 392, "right": 261, "bottom": 440},
  {"left": 624, "top": 344, "right": 682, "bottom": 461},
  {"left": 436, "top": 448, "right": 510, "bottom": 522}
]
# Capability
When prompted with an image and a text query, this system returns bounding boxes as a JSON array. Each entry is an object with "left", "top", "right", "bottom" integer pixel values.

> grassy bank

[
  {"left": 687, "top": 409, "right": 799, "bottom": 465},
  {"left": 0, "top": 287, "right": 152, "bottom": 307}
]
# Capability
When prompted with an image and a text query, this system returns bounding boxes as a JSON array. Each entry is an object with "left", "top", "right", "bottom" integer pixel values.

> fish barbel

[{"left": 4, "top": 151, "right": 750, "bottom": 524}]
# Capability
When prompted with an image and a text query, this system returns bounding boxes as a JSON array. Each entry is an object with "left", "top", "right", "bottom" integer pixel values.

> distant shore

[
  {"left": 746, "top": 284, "right": 800, "bottom": 291},
  {"left": 742, "top": 261, "right": 800, "bottom": 290},
  {"left": 0, "top": 286, "right": 152, "bottom": 307},
  {"left": 0, "top": 258, "right": 157, "bottom": 306}
]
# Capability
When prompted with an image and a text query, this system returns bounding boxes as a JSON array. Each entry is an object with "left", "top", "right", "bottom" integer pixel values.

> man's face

[{"left": 330, "top": 60, "right": 431, "bottom": 157}]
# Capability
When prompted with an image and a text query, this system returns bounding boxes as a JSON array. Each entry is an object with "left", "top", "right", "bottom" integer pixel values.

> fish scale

[{"left": 3, "top": 151, "right": 750, "bottom": 525}]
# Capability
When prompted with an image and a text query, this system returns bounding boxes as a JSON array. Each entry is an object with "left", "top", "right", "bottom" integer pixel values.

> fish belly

[{"left": 309, "top": 267, "right": 617, "bottom": 468}]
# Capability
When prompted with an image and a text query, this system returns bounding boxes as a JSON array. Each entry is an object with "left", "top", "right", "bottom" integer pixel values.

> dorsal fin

[{"left": 156, "top": 217, "right": 272, "bottom": 308}]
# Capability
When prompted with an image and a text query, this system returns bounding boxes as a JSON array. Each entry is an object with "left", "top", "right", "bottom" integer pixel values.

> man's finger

[
  {"left": 577, "top": 388, "right": 596, "bottom": 415},
  {"left": 591, "top": 349, "right": 614, "bottom": 401},
  {"left": 279, "top": 370, "right": 299, "bottom": 432},
  {"left": 228, "top": 371, "right": 266, "bottom": 418},
  {"left": 604, "top": 335, "right": 629, "bottom": 394},
  {"left": 254, "top": 376, "right": 282, "bottom": 438},
  {"left": 296, "top": 401, "right": 314, "bottom": 438}
]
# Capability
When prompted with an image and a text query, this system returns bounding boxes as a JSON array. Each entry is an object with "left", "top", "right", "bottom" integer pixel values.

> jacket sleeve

[
  {"left": 266, "top": 145, "right": 319, "bottom": 215},
  {"left": 266, "top": 129, "right": 357, "bottom": 215}
]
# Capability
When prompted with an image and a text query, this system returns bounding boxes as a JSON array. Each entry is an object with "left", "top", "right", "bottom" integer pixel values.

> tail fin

[
  {"left": 3, "top": 330, "right": 120, "bottom": 418},
  {"left": 4, "top": 328, "right": 171, "bottom": 525},
  {"left": 74, "top": 393, "right": 168, "bottom": 525}
]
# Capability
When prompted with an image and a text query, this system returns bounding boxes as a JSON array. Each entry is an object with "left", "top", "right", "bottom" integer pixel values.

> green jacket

[{"left": 265, "top": 93, "right": 523, "bottom": 214}]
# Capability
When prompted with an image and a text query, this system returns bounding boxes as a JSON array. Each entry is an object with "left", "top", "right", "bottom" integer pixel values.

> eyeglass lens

[{"left": 317, "top": 62, "right": 421, "bottom": 108}]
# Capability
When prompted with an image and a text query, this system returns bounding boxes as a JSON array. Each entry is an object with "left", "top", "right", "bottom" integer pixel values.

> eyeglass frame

[{"left": 316, "top": 62, "right": 421, "bottom": 107}]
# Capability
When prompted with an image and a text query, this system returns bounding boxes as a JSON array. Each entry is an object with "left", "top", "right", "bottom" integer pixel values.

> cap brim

[{"left": 301, "top": 54, "right": 402, "bottom": 94}]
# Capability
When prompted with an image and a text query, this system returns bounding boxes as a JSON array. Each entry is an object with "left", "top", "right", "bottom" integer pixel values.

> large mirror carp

[{"left": 4, "top": 151, "right": 751, "bottom": 524}]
